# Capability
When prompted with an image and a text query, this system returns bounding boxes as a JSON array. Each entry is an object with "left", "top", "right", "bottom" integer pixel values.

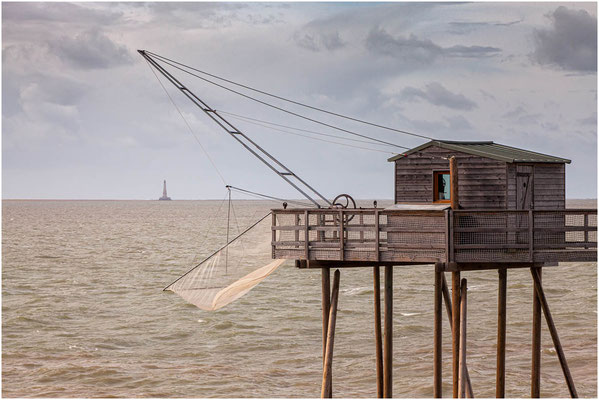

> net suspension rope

[{"left": 163, "top": 211, "right": 273, "bottom": 291}]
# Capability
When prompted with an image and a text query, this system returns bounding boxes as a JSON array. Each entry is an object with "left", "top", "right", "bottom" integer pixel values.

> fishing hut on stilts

[
  {"left": 139, "top": 50, "right": 597, "bottom": 398},
  {"left": 273, "top": 141, "right": 596, "bottom": 398}
]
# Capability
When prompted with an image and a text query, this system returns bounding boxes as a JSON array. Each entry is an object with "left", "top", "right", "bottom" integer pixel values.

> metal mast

[{"left": 139, "top": 50, "right": 331, "bottom": 208}]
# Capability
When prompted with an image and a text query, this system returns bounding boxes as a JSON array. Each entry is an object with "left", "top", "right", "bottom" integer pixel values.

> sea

[{"left": 2, "top": 199, "right": 597, "bottom": 397}]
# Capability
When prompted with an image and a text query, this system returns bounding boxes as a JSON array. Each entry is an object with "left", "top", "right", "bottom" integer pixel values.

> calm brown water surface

[{"left": 2, "top": 200, "right": 597, "bottom": 397}]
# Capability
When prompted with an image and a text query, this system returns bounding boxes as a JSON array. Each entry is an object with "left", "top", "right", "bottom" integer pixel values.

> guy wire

[
  {"left": 145, "top": 58, "right": 228, "bottom": 186},
  {"left": 146, "top": 50, "right": 433, "bottom": 141},
  {"left": 145, "top": 54, "right": 411, "bottom": 150}
]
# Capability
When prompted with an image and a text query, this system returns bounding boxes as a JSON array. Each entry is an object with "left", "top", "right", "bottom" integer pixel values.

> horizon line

[
  {"left": 1, "top": 198, "right": 397, "bottom": 201},
  {"left": 2, "top": 198, "right": 596, "bottom": 201}
]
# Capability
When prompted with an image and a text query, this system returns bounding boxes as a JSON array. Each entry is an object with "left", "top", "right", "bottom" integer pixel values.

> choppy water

[{"left": 2, "top": 200, "right": 597, "bottom": 398}]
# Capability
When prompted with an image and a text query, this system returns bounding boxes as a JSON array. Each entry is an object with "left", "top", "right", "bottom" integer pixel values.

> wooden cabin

[
  {"left": 272, "top": 140, "right": 595, "bottom": 266},
  {"left": 388, "top": 140, "right": 569, "bottom": 210}
]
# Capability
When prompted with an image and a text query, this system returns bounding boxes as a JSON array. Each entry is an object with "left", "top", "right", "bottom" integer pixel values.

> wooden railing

[
  {"left": 272, "top": 208, "right": 448, "bottom": 263},
  {"left": 271, "top": 208, "right": 597, "bottom": 264}
]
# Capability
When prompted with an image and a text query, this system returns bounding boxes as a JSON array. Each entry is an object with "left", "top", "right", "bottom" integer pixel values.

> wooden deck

[{"left": 272, "top": 208, "right": 597, "bottom": 265}]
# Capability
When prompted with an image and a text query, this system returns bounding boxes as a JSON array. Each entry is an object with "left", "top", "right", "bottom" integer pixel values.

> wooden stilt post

[
  {"left": 496, "top": 268, "right": 507, "bottom": 398},
  {"left": 531, "top": 267, "right": 542, "bottom": 398},
  {"left": 322, "top": 267, "right": 331, "bottom": 362},
  {"left": 434, "top": 263, "right": 443, "bottom": 398},
  {"left": 442, "top": 274, "right": 473, "bottom": 398},
  {"left": 384, "top": 266, "right": 393, "bottom": 398},
  {"left": 458, "top": 278, "right": 468, "bottom": 398},
  {"left": 321, "top": 269, "right": 340, "bottom": 399},
  {"left": 531, "top": 268, "right": 578, "bottom": 398},
  {"left": 449, "top": 156, "right": 461, "bottom": 398},
  {"left": 374, "top": 266, "right": 384, "bottom": 398},
  {"left": 452, "top": 271, "right": 461, "bottom": 398}
]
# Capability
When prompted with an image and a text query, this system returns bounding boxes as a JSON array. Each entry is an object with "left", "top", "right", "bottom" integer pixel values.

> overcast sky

[{"left": 2, "top": 2, "right": 597, "bottom": 200}]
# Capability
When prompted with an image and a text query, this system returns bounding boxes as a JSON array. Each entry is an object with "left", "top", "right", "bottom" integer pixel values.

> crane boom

[{"left": 139, "top": 50, "right": 331, "bottom": 208}]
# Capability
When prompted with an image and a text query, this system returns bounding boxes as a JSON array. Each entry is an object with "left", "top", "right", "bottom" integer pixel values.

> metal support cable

[
  {"left": 146, "top": 50, "right": 433, "bottom": 141},
  {"left": 218, "top": 110, "right": 396, "bottom": 147},
  {"left": 144, "top": 53, "right": 410, "bottom": 151},
  {"left": 224, "top": 112, "right": 398, "bottom": 155}
]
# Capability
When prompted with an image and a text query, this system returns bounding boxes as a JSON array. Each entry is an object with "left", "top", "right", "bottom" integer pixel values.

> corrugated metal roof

[{"left": 387, "top": 140, "right": 571, "bottom": 164}]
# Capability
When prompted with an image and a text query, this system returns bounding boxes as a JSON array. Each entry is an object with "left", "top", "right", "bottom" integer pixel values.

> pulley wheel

[{"left": 332, "top": 193, "right": 356, "bottom": 223}]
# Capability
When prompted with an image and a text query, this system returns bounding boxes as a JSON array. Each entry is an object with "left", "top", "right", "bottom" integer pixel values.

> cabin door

[
  {"left": 516, "top": 166, "right": 533, "bottom": 244},
  {"left": 516, "top": 166, "right": 534, "bottom": 210}
]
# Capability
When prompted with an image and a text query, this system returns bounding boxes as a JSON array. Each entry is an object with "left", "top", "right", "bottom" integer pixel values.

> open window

[{"left": 433, "top": 171, "right": 451, "bottom": 203}]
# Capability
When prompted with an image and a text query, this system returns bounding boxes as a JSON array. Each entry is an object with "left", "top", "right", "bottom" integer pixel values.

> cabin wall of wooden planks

[
  {"left": 394, "top": 145, "right": 566, "bottom": 210},
  {"left": 394, "top": 145, "right": 507, "bottom": 209}
]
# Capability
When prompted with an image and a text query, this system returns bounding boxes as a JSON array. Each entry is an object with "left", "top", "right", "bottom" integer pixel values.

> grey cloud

[
  {"left": 26, "top": 75, "right": 89, "bottom": 106},
  {"left": 541, "top": 122, "right": 559, "bottom": 131},
  {"left": 448, "top": 20, "right": 521, "bottom": 34},
  {"left": 532, "top": 6, "right": 597, "bottom": 72},
  {"left": 579, "top": 114, "right": 597, "bottom": 125},
  {"left": 480, "top": 89, "right": 496, "bottom": 101},
  {"left": 49, "top": 30, "right": 133, "bottom": 70},
  {"left": 446, "top": 115, "right": 474, "bottom": 131},
  {"left": 141, "top": 3, "right": 279, "bottom": 28},
  {"left": 293, "top": 33, "right": 319, "bottom": 52},
  {"left": 502, "top": 106, "right": 541, "bottom": 125},
  {"left": 444, "top": 44, "right": 501, "bottom": 58},
  {"left": 405, "top": 115, "right": 475, "bottom": 137},
  {"left": 366, "top": 28, "right": 500, "bottom": 62},
  {"left": 2, "top": 2, "right": 121, "bottom": 24},
  {"left": 3, "top": 70, "right": 88, "bottom": 117},
  {"left": 366, "top": 29, "right": 442, "bottom": 63},
  {"left": 502, "top": 106, "right": 527, "bottom": 119},
  {"left": 400, "top": 82, "right": 477, "bottom": 110},
  {"left": 145, "top": 2, "right": 245, "bottom": 14},
  {"left": 494, "top": 20, "right": 521, "bottom": 27},
  {"left": 449, "top": 21, "right": 489, "bottom": 35},
  {"left": 293, "top": 31, "right": 345, "bottom": 52}
]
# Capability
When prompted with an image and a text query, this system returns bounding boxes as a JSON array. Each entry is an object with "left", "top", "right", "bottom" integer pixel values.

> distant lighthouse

[{"left": 159, "top": 180, "right": 172, "bottom": 201}]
